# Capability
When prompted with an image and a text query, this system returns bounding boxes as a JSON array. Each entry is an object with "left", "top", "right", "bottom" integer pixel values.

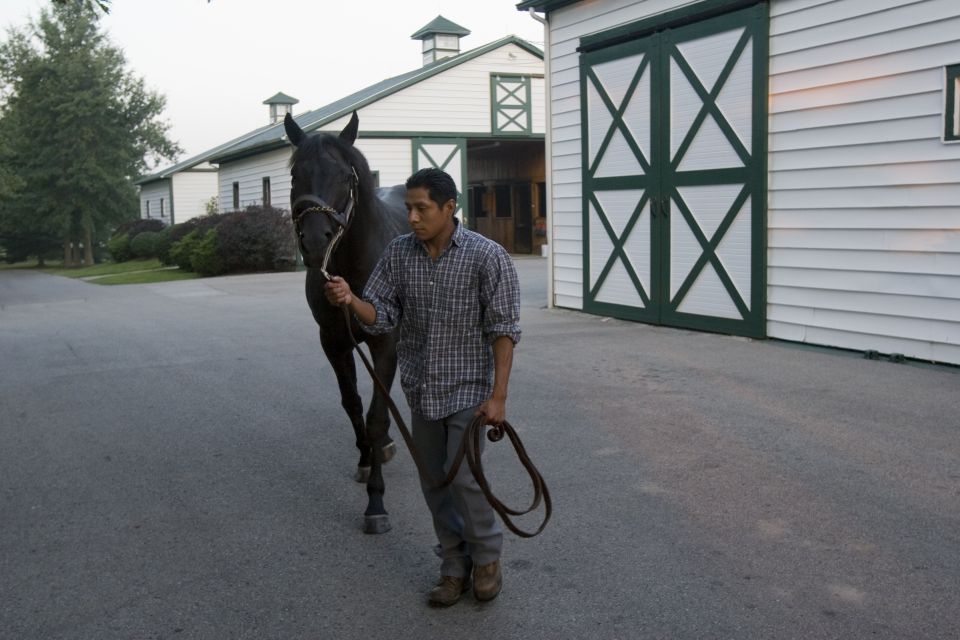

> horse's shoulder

[{"left": 375, "top": 184, "right": 407, "bottom": 208}]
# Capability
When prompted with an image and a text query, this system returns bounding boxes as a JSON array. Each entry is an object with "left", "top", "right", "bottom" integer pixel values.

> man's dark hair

[{"left": 406, "top": 168, "right": 458, "bottom": 209}]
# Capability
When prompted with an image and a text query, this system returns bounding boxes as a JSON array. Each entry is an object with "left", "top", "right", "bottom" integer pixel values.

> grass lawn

[
  {"left": 40, "top": 258, "right": 164, "bottom": 278},
  {"left": 1, "top": 258, "right": 201, "bottom": 285}
]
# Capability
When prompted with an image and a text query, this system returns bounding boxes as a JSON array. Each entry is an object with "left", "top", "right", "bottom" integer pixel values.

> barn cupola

[
  {"left": 263, "top": 92, "right": 299, "bottom": 125},
  {"left": 411, "top": 15, "right": 470, "bottom": 66}
]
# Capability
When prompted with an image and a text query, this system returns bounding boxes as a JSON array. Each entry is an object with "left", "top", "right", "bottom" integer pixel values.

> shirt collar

[
  {"left": 413, "top": 217, "right": 465, "bottom": 254},
  {"left": 450, "top": 217, "right": 465, "bottom": 247}
]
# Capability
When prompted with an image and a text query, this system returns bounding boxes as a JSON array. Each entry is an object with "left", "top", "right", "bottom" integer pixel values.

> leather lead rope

[{"left": 337, "top": 304, "right": 552, "bottom": 538}]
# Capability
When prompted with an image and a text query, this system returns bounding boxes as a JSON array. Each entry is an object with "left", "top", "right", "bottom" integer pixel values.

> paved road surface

[{"left": 1, "top": 261, "right": 958, "bottom": 639}]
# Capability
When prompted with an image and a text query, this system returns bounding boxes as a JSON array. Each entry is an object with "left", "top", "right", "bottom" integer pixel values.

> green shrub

[
  {"left": 112, "top": 218, "right": 165, "bottom": 239},
  {"left": 190, "top": 230, "right": 223, "bottom": 276},
  {"left": 163, "top": 209, "right": 293, "bottom": 277},
  {"left": 130, "top": 231, "right": 162, "bottom": 258},
  {"left": 169, "top": 230, "right": 200, "bottom": 271},
  {"left": 156, "top": 227, "right": 173, "bottom": 265},
  {"left": 215, "top": 206, "right": 296, "bottom": 273},
  {"left": 107, "top": 234, "right": 133, "bottom": 262}
]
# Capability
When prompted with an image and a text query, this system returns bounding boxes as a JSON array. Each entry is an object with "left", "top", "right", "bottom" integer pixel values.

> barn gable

[{"left": 210, "top": 32, "right": 548, "bottom": 255}]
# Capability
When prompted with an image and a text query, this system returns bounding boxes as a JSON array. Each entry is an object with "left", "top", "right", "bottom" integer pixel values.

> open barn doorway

[{"left": 465, "top": 139, "right": 545, "bottom": 255}]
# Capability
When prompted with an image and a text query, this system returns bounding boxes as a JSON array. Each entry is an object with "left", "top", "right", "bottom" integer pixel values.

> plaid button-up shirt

[{"left": 361, "top": 221, "right": 521, "bottom": 420}]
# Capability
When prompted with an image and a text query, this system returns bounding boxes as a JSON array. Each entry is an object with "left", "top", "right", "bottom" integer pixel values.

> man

[{"left": 324, "top": 167, "right": 520, "bottom": 606}]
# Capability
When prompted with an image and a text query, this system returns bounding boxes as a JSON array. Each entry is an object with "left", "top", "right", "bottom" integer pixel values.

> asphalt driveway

[{"left": 1, "top": 260, "right": 958, "bottom": 639}]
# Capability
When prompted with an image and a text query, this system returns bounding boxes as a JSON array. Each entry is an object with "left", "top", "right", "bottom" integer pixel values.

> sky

[{"left": 0, "top": 0, "right": 545, "bottom": 168}]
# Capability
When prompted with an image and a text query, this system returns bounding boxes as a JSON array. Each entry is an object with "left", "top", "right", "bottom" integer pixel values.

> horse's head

[{"left": 285, "top": 111, "right": 364, "bottom": 270}]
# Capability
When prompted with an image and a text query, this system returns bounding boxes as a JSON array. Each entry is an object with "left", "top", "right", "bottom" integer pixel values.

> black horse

[{"left": 284, "top": 111, "right": 408, "bottom": 534}]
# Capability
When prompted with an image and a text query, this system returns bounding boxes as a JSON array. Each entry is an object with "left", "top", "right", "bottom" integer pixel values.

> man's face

[{"left": 405, "top": 186, "right": 455, "bottom": 243}]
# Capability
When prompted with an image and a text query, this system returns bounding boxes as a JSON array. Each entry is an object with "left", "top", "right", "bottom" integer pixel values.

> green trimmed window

[
  {"left": 491, "top": 74, "right": 532, "bottom": 135},
  {"left": 946, "top": 64, "right": 960, "bottom": 142}
]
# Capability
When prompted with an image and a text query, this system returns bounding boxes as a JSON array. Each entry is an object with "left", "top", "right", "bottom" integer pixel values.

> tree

[
  {"left": 51, "top": 1, "right": 112, "bottom": 14},
  {"left": 0, "top": 4, "right": 180, "bottom": 266}
]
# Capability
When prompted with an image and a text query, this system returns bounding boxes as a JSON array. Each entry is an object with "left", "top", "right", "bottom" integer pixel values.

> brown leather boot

[
  {"left": 473, "top": 560, "right": 502, "bottom": 602},
  {"left": 428, "top": 575, "right": 470, "bottom": 607}
]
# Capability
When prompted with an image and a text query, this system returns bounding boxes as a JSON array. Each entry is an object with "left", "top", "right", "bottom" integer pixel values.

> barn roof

[
  {"left": 410, "top": 15, "right": 471, "bottom": 39},
  {"left": 515, "top": 0, "right": 582, "bottom": 11},
  {"left": 133, "top": 122, "right": 276, "bottom": 185},
  {"left": 263, "top": 92, "right": 299, "bottom": 105},
  {"left": 205, "top": 34, "right": 542, "bottom": 165}
]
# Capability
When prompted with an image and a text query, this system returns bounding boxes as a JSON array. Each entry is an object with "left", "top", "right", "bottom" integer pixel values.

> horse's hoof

[
  {"left": 354, "top": 466, "right": 371, "bottom": 483},
  {"left": 382, "top": 441, "right": 397, "bottom": 464},
  {"left": 363, "top": 514, "right": 391, "bottom": 535}
]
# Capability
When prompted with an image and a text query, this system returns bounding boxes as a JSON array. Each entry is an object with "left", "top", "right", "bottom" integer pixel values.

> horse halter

[{"left": 291, "top": 166, "right": 359, "bottom": 279}]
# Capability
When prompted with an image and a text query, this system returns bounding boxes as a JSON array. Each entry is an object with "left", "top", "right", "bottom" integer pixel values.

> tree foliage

[{"left": 0, "top": 4, "right": 181, "bottom": 265}]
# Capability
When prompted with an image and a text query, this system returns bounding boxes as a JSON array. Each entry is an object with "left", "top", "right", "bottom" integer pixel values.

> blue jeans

[{"left": 412, "top": 404, "right": 503, "bottom": 578}]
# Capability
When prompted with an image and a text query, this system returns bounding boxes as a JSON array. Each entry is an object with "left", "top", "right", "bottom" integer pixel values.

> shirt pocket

[{"left": 438, "top": 277, "right": 479, "bottom": 329}]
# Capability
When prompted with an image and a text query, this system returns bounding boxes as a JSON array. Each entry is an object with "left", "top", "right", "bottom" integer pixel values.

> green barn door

[
  {"left": 581, "top": 33, "right": 659, "bottom": 323},
  {"left": 581, "top": 4, "right": 767, "bottom": 338}
]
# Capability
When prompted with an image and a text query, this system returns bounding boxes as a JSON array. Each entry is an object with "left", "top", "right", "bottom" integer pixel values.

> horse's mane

[{"left": 291, "top": 132, "right": 376, "bottom": 207}]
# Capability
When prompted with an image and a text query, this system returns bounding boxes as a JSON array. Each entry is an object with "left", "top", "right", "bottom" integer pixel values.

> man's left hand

[{"left": 476, "top": 396, "right": 506, "bottom": 426}]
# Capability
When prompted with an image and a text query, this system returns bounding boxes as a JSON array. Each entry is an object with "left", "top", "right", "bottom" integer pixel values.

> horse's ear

[
  {"left": 340, "top": 111, "right": 359, "bottom": 146},
  {"left": 284, "top": 112, "right": 304, "bottom": 147}
]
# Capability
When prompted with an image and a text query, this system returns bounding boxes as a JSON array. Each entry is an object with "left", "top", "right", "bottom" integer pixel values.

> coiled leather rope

[{"left": 338, "top": 303, "right": 552, "bottom": 538}]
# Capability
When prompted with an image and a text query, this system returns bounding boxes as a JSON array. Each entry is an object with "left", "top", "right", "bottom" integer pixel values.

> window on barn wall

[
  {"left": 371, "top": 171, "right": 380, "bottom": 188},
  {"left": 495, "top": 184, "right": 512, "bottom": 218},
  {"left": 146, "top": 201, "right": 151, "bottom": 218},
  {"left": 471, "top": 185, "right": 487, "bottom": 218},
  {"left": 160, "top": 199, "right": 165, "bottom": 218},
  {"left": 946, "top": 64, "right": 960, "bottom": 142},
  {"left": 490, "top": 74, "right": 533, "bottom": 136},
  {"left": 436, "top": 34, "right": 459, "bottom": 50},
  {"left": 262, "top": 177, "right": 271, "bottom": 207},
  {"left": 232, "top": 182, "right": 239, "bottom": 210}
]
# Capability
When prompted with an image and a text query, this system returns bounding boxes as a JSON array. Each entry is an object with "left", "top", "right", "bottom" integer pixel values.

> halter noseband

[{"left": 291, "top": 166, "right": 359, "bottom": 279}]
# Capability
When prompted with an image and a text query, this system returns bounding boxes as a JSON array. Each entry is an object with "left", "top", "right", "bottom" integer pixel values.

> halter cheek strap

[{"left": 291, "top": 167, "right": 359, "bottom": 279}]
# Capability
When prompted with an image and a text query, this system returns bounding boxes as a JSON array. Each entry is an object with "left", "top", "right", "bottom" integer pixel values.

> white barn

[
  {"left": 134, "top": 92, "right": 301, "bottom": 225},
  {"left": 134, "top": 161, "right": 217, "bottom": 225},
  {"left": 519, "top": 0, "right": 960, "bottom": 365},
  {"left": 208, "top": 17, "right": 549, "bottom": 254}
]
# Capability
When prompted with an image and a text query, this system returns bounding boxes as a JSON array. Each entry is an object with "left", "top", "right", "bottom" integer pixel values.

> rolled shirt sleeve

[
  {"left": 361, "top": 249, "right": 401, "bottom": 335},
  {"left": 480, "top": 245, "right": 521, "bottom": 346}
]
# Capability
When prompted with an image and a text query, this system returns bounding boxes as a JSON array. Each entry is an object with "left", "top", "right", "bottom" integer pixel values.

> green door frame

[
  {"left": 580, "top": 1, "right": 768, "bottom": 338},
  {"left": 491, "top": 74, "right": 533, "bottom": 135},
  {"left": 412, "top": 138, "right": 469, "bottom": 219}
]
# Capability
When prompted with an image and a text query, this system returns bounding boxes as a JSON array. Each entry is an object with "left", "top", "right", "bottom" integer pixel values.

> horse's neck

[{"left": 336, "top": 194, "right": 389, "bottom": 277}]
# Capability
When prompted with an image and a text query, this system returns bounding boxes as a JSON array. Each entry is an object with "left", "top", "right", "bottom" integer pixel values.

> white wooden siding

[
  {"left": 171, "top": 170, "right": 217, "bottom": 224},
  {"left": 139, "top": 181, "right": 171, "bottom": 223},
  {"left": 767, "top": 0, "right": 960, "bottom": 364},
  {"left": 218, "top": 140, "right": 411, "bottom": 216},
  {"left": 320, "top": 43, "right": 545, "bottom": 135},
  {"left": 218, "top": 148, "right": 292, "bottom": 212},
  {"left": 354, "top": 138, "right": 413, "bottom": 188},
  {"left": 547, "top": 0, "right": 960, "bottom": 364}
]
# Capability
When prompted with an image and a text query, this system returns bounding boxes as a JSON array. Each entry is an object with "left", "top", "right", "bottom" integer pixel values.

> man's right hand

[{"left": 324, "top": 276, "right": 353, "bottom": 307}]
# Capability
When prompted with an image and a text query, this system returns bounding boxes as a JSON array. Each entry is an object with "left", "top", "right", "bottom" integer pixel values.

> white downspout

[{"left": 528, "top": 7, "right": 554, "bottom": 309}]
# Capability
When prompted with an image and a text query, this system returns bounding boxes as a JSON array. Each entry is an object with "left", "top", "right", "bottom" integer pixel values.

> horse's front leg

[
  {"left": 320, "top": 335, "right": 371, "bottom": 483},
  {"left": 361, "top": 333, "right": 399, "bottom": 535}
]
